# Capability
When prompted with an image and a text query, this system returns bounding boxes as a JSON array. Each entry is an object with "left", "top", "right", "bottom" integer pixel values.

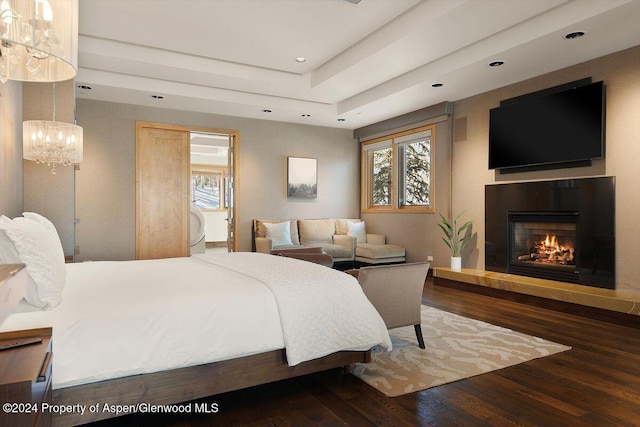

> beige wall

[
  {"left": 22, "top": 81, "right": 76, "bottom": 257},
  {"left": 74, "top": 99, "right": 359, "bottom": 261},
  {"left": 452, "top": 45, "right": 640, "bottom": 292},
  {"left": 0, "top": 80, "right": 23, "bottom": 218}
]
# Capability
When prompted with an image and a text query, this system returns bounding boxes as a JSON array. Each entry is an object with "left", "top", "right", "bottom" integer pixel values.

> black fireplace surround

[{"left": 485, "top": 177, "right": 615, "bottom": 289}]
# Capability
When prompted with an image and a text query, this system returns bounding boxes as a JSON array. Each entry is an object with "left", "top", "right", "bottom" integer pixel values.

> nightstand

[{"left": 0, "top": 328, "right": 53, "bottom": 427}]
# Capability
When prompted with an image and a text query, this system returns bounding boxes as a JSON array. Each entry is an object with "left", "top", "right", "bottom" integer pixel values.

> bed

[{"left": 0, "top": 214, "right": 392, "bottom": 426}]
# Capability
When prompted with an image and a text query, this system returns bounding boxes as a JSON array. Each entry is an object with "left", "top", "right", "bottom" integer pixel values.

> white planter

[{"left": 450, "top": 256, "right": 462, "bottom": 271}]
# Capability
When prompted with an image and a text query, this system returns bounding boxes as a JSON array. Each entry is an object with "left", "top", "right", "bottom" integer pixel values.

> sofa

[{"left": 252, "top": 219, "right": 405, "bottom": 266}]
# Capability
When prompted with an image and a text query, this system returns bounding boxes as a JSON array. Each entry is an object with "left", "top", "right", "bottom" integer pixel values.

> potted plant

[{"left": 438, "top": 210, "right": 473, "bottom": 271}]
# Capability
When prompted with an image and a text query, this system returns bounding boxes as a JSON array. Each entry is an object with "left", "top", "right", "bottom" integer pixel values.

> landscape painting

[{"left": 287, "top": 157, "right": 317, "bottom": 198}]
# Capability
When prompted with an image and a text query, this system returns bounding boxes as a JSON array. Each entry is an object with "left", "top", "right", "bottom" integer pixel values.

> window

[
  {"left": 361, "top": 125, "right": 434, "bottom": 213},
  {"left": 191, "top": 165, "right": 228, "bottom": 211},
  {"left": 371, "top": 146, "right": 392, "bottom": 206}
]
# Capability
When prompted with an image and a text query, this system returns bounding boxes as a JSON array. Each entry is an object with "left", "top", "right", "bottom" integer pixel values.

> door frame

[{"left": 135, "top": 121, "right": 240, "bottom": 254}]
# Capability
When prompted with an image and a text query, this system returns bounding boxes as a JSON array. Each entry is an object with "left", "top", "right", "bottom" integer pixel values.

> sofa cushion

[
  {"left": 263, "top": 221, "right": 292, "bottom": 247},
  {"left": 356, "top": 243, "right": 405, "bottom": 260},
  {"left": 347, "top": 221, "right": 367, "bottom": 244},
  {"left": 318, "top": 243, "right": 353, "bottom": 259},
  {"left": 255, "top": 219, "right": 300, "bottom": 245},
  {"left": 334, "top": 218, "right": 361, "bottom": 235},
  {"left": 298, "top": 219, "right": 335, "bottom": 245}
]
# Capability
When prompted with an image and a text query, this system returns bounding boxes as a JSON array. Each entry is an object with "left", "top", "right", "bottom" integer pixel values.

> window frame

[{"left": 361, "top": 125, "right": 435, "bottom": 214}]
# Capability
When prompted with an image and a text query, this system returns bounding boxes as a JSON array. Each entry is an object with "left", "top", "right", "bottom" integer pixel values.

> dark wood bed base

[{"left": 52, "top": 348, "right": 371, "bottom": 426}]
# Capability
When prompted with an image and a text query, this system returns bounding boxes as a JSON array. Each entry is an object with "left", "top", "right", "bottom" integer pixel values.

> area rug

[{"left": 351, "top": 305, "right": 571, "bottom": 397}]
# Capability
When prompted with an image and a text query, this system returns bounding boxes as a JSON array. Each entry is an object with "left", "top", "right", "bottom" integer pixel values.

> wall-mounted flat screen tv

[{"left": 488, "top": 80, "right": 604, "bottom": 170}]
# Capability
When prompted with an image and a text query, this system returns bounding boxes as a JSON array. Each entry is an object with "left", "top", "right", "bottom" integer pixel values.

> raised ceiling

[{"left": 77, "top": 0, "right": 640, "bottom": 130}]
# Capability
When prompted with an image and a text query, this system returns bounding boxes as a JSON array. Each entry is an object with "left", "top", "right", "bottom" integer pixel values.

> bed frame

[{"left": 52, "top": 348, "right": 371, "bottom": 426}]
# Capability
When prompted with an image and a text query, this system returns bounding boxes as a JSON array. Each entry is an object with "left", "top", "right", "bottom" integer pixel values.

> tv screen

[{"left": 489, "top": 81, "right": 604, "bottom": 170}]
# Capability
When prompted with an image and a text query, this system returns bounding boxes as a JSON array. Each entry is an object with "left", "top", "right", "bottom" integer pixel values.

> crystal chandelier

[
  {"left": 23, "top": 82, "right": 83, "bottom": 174},
  {"left": 0, "top": 0, "right": 78, "bottom": 83}
]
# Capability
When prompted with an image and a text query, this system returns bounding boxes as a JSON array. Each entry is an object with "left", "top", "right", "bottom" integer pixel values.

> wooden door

[
  {"left": 227, "top": 134, "right": 235, "bottom": 252},
  {"left": 136, "top": 122, "right": 190, "bottom": 259}
]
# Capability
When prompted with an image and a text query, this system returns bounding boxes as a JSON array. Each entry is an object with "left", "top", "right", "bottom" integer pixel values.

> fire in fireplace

[
  {"left": 518, "top": 234, "right": 575, "bottom": 265},
  {"left": 508, "top": 212, "right": 579, "bottom": 283}
]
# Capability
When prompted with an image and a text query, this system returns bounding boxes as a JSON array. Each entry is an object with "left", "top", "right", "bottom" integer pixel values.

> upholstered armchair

[{"left": 355, "top": 262, "right": 430, "bottom": 349}]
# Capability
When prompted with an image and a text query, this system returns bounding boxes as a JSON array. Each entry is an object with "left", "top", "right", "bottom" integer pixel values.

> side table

[{"left": 0, "top": 327, "right": 53, "bottom": 427}]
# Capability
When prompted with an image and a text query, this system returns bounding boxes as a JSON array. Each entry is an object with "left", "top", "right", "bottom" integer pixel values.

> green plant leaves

[{"left": 438, "top": 211, "right": 473, "bottom": 257}]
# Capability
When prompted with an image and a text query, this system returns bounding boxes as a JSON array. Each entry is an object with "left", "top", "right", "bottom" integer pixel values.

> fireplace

[
  {"left": 485, "top": 177, "right": 615, "bottom": 289},
  {"left": 508, "top": 212, "right": 579, "bottom": 283}
]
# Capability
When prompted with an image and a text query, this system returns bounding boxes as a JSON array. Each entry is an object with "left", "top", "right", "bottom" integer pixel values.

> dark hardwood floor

[{"left": 94, "top": 281, "right": 640, "bottom": 426}]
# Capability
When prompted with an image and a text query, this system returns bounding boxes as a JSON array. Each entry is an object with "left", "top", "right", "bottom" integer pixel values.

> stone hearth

[{"left": 434, "top": 268, "right": 640, "bottom": 316}]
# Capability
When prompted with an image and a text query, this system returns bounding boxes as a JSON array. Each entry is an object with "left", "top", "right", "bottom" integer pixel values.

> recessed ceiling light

[
  {"left": 262, "top": 109, "right": 272, "bottom": 113},
  {"left": 565, "top": 31, "right": 585, "bottom": 40},
  {"left": 431, "top": 83, "right": 443, "bottom": 88},
  {"left": 489, "top": 61, "right": 504, "bottom": 67},
  {"left": 301, "top": 114, "right": 311, "bottom": 117},
  {"left": 337, "top": 118, "right": 346, "bottom": 122},
  {"left": 77, "top": 84, "right": 92, "bottom": 90},
  {"left": 151, "top": 95, "right": 164, "bottom": 99},
  {"left": 295, "top": 57, "right": 307, "bottom": 63}
]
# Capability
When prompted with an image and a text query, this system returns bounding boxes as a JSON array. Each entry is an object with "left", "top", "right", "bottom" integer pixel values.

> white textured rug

[{"left": 351, "top": 305, "right": 571, "bottom": 397}]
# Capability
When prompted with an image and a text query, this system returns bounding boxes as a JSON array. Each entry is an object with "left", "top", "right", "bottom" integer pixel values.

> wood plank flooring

[{"left": 94, "top": 281, "right": 640, "bottom": 426}]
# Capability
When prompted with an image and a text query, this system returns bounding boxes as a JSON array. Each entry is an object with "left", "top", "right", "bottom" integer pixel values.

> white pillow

[
  {"left": 23, "top": 212, "right": 63, "bottom": 246},
  {"left": 0, "top": 215, "right": 20, "bottom": 264},
  {"left": 0, "top": 229, "right": 20, "bottom": 264},
  {"left": 263, "top": 221, "right": 293, "bottom": 247},
  {"left": 347, "top": 221, "right": 367, "bottom": 244},
  {"left": 0, "top": 216, "right": 66, "bottom": 310}
]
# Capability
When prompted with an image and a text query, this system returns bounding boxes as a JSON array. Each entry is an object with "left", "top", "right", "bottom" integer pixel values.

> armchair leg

[{"left": 414, "top": 324, "right": 425, "bottom": 349}]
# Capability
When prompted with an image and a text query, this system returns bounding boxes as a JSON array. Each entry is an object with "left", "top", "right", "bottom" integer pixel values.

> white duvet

[{"left": 0, "top": 252, "right": 391, "bottom": 389}]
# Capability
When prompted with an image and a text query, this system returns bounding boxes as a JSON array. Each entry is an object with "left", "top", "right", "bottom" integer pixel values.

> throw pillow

[
  {"left": 0, "top": 216, "right": 20, "bottom": 264},
  {"left": 0, "top": 215, "right": 66, "bottom": 310},
  {"left": 347, "top": 221, "right": 367, "bottom": 244},
  {"left": 263, "top": 221, "right": 293, "bottom": 247}
]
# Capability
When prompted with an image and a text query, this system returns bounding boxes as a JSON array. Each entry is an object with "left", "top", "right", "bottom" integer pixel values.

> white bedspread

[
  {"left": 0, "top": 253, "right": 391, "bottom": 389},
  {"left": 196, "top": 253, "right": 392, "bottom": 366}
]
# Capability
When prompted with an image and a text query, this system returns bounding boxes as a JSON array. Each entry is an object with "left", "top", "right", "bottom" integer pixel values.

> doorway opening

[
  {"left": 190, "top": 132, "right": 234, "bottom": 254},
  {"left": 135, "top": 122, "right": 238, "bottom": 260}
]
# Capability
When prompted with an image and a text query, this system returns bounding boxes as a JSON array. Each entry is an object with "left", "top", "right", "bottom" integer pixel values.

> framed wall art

[{"left": 287, "top": 157, "right": 317, "bottom": 198}]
